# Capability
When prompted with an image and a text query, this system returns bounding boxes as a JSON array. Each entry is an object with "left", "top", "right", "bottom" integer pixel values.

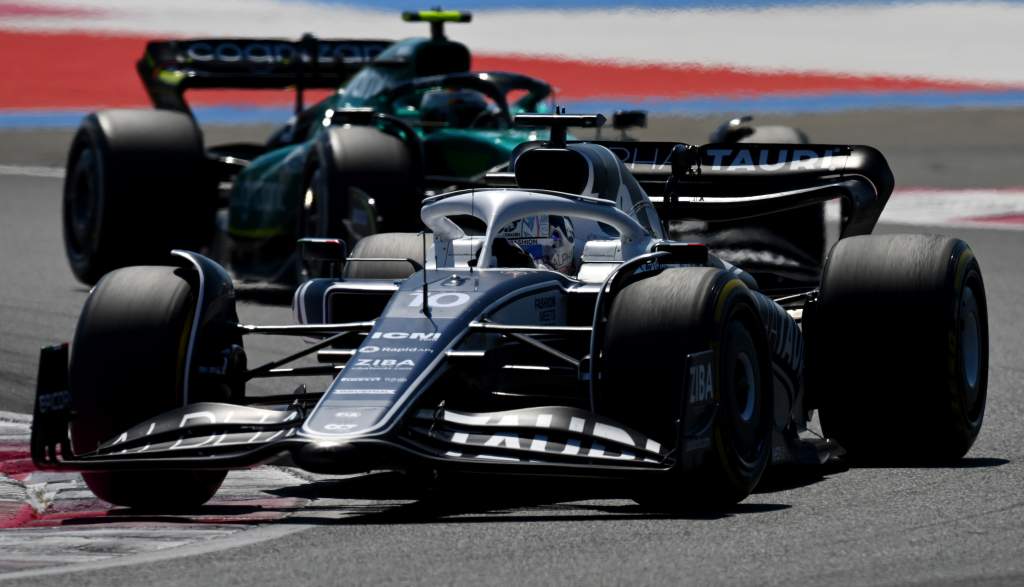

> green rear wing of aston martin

[{"left": 137, "top": 36, "right": 393, "bottom": 115}]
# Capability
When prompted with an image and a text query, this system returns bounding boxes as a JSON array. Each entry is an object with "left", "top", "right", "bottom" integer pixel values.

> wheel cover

[
  {"left": 343, "top": 186, "right": 378, "bottom": 241},
  {"left": 302, "top": 168, "right": 324, "bottom": 238},
  {"left": 724, "top": 322, "right": 767, "bottom": 467},
  {"left": 734, "top": 351, "right": 757, "bottom": 423},
  {"left": 65, "top": 148, "right": 100, "bottom": 256},
  {"left": 960, "top": 284, "right": 982, "bottom": 407}
]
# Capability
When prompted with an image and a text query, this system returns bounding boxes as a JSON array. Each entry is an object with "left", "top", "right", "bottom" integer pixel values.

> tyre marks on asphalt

[{"left": 0, "top": 411, "right": 312, "bottom": 576}]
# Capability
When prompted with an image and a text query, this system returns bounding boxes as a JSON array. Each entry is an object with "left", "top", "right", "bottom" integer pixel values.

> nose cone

[{"left": 291, "top": 440, "right": 369, "bottom": 474}]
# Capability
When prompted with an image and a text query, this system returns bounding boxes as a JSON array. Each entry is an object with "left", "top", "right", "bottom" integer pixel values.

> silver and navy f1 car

[{"left": 32, "top": 114, "right": 988, "bottom": 510}]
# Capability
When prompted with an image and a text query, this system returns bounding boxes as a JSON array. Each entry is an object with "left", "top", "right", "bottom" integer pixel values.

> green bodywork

[{"left": 227, "top": 36, "right": 550, "bottom": 278}]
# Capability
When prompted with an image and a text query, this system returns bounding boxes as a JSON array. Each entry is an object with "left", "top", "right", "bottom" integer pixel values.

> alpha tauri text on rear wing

[{"left": 137, "top": 36, "right": 392, "bottom": 116}]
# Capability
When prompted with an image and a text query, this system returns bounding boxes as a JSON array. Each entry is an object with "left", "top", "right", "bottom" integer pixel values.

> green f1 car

[{"left": 62, "top": 10, "right": 562, "bottom": 284}]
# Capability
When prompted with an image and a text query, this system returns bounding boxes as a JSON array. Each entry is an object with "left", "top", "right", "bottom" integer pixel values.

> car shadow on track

[
  {"left": 65, "top": 458, "right": 1004, "bottom": 528},
  {"left": 49, "top": 458, "right": 911, "bottom": 528},
  {"left": 845, "top": 456, "right": 1010, "bottom": 470},
  {"left": 753, "top": 459, "right": 850, "bottom": 493},
  {"left": 56, "top": 456, "right": 998, "bottom": 529},
  {"left": 46, "top": 472, "right": 792, "bottom": 527},
  {"left": 260, "top": 471, "right": 793, "bottom": 525}
]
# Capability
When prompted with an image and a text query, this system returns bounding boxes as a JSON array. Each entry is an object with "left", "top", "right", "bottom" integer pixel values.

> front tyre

[
  {"left": 342, "top": 232, "right": 427, "bottom": 280},
  {"left": 69, "top": 266, "right": 226, "bottom": 509},
  {"left": 809, "top": 234, "right": 988, "bottom": 463},
  {"left": 600, "top": 268, "right": 772, "bottom": 508}
]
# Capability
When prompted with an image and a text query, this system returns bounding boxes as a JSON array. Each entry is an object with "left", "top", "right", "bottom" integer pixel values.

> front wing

[{"left": 31, "top": 344, "right": 685, "bottom": 477}]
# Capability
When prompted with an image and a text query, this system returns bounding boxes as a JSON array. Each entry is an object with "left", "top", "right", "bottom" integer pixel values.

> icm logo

[{"left": 369, "top": 332, "right": 441, "bottom": 342}]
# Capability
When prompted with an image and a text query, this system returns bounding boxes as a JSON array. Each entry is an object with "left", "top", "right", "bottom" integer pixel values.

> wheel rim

[
  {"left": 302, "top": 168, "right": 324, "bottom": 238},
  {"left": 960, "top": 284, "right": 982, "bottom": 403},
  {"left": 343, "top": 186, "right": 378, "bottom": 242},
  {"left": 734, "top": 351, "right": 757, "bottom": 424},
  {"left": 724, "top": 321, "right": 766, "bottom": 467},
  {"left": 65, "top": 148, "right": 100, "bottom": 256}
]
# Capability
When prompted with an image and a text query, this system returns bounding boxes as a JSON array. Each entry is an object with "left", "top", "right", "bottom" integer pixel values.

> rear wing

[
  {"left": 585, "top": 141, "right": 895, "bottom": 238},
  {"left": 137, "top": 36, "right": 393, "bottom": 116}
]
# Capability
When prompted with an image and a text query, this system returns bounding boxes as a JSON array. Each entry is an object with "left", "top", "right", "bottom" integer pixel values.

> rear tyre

[
  {"left": 69, "top": 266, "right": 226, "bottom": 509},
  {"left": 63, "top": 109, "right": 214, "bottom": 285},
  {"left": 600, "top": 268, "right": 772, "bottom": 509},
  {"left": 342, "top": 232, "right": 427, "bottom": 280},
  {"left": 308, "top": 126, "right": 421, "bottom": 247},
  {"left": 809, "top": 234, "right": 988, "bottom": 463}
]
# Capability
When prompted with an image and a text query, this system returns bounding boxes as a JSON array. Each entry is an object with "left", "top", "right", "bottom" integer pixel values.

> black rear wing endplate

[{"left": 661, "top": 143, "right": 894, "bottom": 237}]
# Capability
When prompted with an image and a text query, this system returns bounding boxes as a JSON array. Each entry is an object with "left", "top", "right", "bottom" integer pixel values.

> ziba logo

[
  {"left": 688, "top": 363, "right": 713, "bottom": 404},
  {"left": 354, "top": 358, "right": 415, "bottom": 368}
]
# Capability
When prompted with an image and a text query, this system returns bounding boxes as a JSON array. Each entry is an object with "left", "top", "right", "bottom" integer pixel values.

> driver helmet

[
  {"left": 496, "top": 215, "right": 580, "bottom": 276},
  {"left": 420, "top": 88, "right": 490, "bottom": 128}
]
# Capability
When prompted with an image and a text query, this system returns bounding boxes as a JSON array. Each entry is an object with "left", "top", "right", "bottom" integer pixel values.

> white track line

[
  {"left": 0, "top": 165, "right": 65, "bottom": 179},
  {"left": 0, "top": 412, "right": 320, "bottom": 581},
  {"left": 0, "top": 411, "right": 30, "bottom": 424},
  {"left": 0, "top": 411, "right": 30, "bottom": 442},
  {"left": 0, "top": 520, "right": 311, "bottom": 583}
]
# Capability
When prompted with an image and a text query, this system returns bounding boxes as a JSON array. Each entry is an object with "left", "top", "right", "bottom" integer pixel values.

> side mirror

[
  {"left": 612, "top": 110, "right": 647, "bottom": 130},
  {"left": 298, "top": 237, "right": 348, "bottom": 279},
  {"left": 611, "top": 110, "right": 647, "bottom": 141}
]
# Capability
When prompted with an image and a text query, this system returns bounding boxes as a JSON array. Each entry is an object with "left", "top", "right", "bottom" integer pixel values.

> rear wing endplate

[{"left": 662, "top": 143, "right": 895, "bottom": 238}]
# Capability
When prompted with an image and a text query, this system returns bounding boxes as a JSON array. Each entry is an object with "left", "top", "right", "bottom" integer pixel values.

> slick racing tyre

[
  {"left": 63, "top": 109, "right": 215, "bottom": 285},
  {"left": 69, "top": 266, "right": 227, "bottom": 509},
  {"left": 600, "top": 268, "right": 772, "bottom": 508},
  {"left": 342, "top": 232, "right": 428, "bottom": 280},
  {"left": 304, "top": 125, "right": 421, "bottom": 251},
  {"left": 809, "top": 234, "right": 988, "bottom": 463}
]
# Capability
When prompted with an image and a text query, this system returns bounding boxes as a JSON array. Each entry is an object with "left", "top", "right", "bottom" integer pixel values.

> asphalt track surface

[{"left": 0, "top": 111, "right": 1023, "bottom": 585}]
